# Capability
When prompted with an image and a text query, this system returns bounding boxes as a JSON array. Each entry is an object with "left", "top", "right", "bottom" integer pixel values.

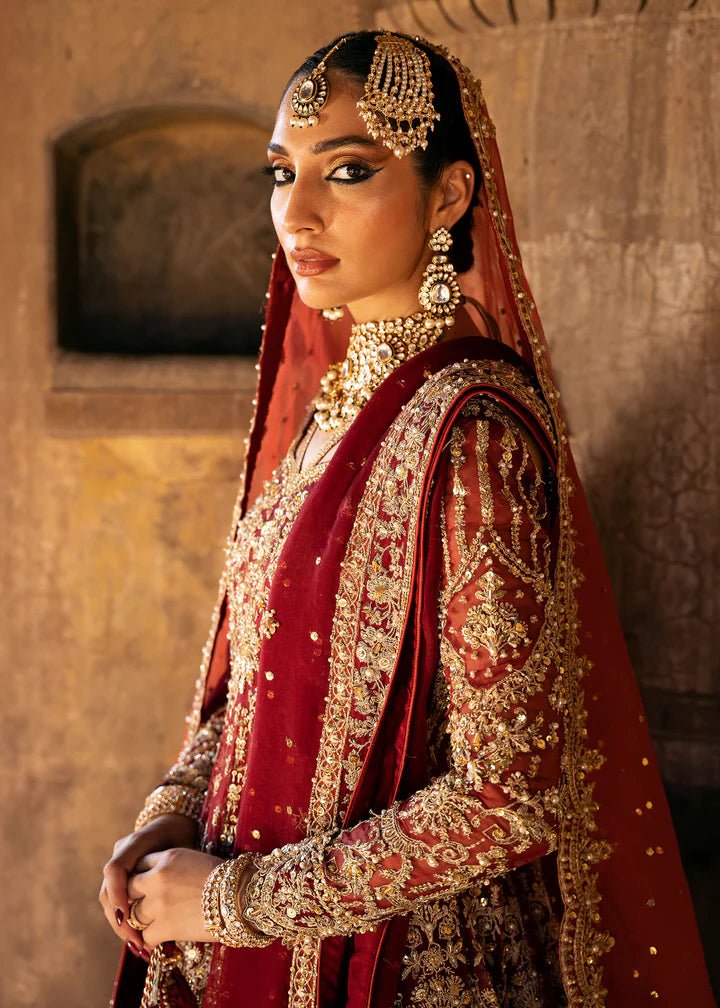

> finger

[
  {"left": 127, "top": 873, "right": 149, "bottom": 901},
  {"left": 99, "top": 882, "right": 130, "bottom": 943},
  {"left": 135, "top": 851, "right": 162, "bottom": 874},
  {"left": 141, "top": 923, "right": 161, "bottom": 950},
  {"left": 103, "top": 862, "right": 152, "bottom": 947},
  {"left": 103, "top": 859, "right": 130, "bottom": 925},
  {"left": 125, "top": 940, "right": 151, "bottom": 964}
]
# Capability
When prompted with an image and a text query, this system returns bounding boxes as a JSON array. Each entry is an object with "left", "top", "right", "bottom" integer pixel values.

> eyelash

[{"left": 261, "top": 163, "right": 379, "bottom": 187}]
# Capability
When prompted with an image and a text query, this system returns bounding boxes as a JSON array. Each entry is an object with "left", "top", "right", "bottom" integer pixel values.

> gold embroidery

[
  {"left": 282, "top": 360, "right": 555, "bottom": 1007},
  {"left": 164, "top": 708, "right": 226, "bottom": 793},
  {"left": 213, "top": 453, "right": 325, "bottom": 853},
  {"left": 245, "top": 771, "right": 555, "bottom": 943},
  {"left": 462, "top": 569, "right": 529, "bottom": 662},
  {"left": 399, "top": 898, "right": 480, "bottom": 1008},
  {"left": 227, "top": 368, "right": 560, "bottom": 1008}
]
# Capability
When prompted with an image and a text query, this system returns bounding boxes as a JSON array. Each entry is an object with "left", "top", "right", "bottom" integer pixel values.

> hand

[
  {"left": 127, "top": 848, "right": 222, "bottom": 948},
  {"left": 99, "top": 813, "right": 198, "bottom": 954}
]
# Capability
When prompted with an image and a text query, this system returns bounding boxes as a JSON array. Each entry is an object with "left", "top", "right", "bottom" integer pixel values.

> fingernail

[
  {"left": 140, "top": 949, "right": 151, "bottom": 963},
  {"left": 126, "top": 941, "right": 141, "bottom": 957},
  {"left": 115, "top": 908, "right": 124, "bottom": 926}
]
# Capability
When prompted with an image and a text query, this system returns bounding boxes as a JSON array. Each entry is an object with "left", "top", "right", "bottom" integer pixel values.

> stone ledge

[
  {"left": 46, "top": 352, "right": 257, "bottom": 435},
  {"left": 45, "top": 389, "right": 254, "bottom": 435}
]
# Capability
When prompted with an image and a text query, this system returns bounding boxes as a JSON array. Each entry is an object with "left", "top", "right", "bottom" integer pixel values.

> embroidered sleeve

[
  {"left": 242, "top": 401, "right": 562, "bottom": 943},
  {"left": 134, "top": 708, "right": 226, "bottom": 831}
]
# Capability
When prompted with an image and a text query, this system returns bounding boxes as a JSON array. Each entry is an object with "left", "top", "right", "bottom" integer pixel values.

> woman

[{"left": 99, "top": 30, "right": 715, "bottom": 1008}]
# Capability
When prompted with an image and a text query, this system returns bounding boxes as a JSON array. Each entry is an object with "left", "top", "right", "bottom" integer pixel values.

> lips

[{"left": 289, "top": 248, "right": 339, "bottom": 277}]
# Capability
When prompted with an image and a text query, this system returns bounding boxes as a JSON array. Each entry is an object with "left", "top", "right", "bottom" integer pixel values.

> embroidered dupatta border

[{"left": 288, "top": 359, "right": 557, "bottom": 1008}]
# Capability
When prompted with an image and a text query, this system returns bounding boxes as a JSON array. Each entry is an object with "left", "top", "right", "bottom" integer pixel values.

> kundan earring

[
  {"left": 418, "top": 227, "right": 463, "bottom": 326},
  {"left": 322, "top": 306, "right": 345, "bottom": 321}
]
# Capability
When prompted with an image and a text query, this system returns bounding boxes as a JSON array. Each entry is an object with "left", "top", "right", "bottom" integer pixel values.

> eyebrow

[{"left": 267, "top": 134, "right": 380, "bottom": 156}]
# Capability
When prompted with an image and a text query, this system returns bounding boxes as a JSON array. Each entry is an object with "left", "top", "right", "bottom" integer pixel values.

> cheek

[
  {"left": 269, "top": 191, "right": 284, "bottom": 241},
  {"left": 346, "top": 189, "right": 423, "bottom": 262}
]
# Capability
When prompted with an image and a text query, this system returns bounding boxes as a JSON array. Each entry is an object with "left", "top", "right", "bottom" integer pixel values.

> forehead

[{"left": 270, "top": 74, "right": 375, "bottom": 153}]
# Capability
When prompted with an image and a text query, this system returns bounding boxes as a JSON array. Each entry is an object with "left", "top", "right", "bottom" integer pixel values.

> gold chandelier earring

[{"left": 418, "top": 227, "right": 463, "bottom": 327}]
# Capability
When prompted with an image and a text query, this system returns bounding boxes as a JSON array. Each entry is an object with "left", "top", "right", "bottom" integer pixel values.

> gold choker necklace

[{"left": 313, "top": 312, "right": 450, "bottom": 431}]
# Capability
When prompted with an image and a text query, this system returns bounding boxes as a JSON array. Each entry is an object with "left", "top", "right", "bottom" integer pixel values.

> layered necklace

[{"left": 313, "top": 311, "right": 449, "bottom": 432}]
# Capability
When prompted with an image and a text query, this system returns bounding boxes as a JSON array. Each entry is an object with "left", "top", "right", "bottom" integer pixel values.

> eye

[
  {"left": 262, "top": 164, "right": 294, "bottom": 187},
  {"left": 327, "top": 162, "right": 379, "bottom": 185}
]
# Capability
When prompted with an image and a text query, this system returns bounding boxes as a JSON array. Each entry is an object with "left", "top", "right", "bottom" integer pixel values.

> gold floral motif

[
  {"left": 462, "top": 569, "right": 529, "bottom": 662},
  {"left": 245, "top": 771, "right": 555, "bottom": 942}
]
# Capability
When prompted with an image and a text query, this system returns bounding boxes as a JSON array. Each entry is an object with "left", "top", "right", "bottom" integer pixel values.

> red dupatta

[{"left": 115, "top": 34, "right": 714, "bottom": 1008}]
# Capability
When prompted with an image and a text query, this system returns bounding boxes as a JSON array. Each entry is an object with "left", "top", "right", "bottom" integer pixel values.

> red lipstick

[{"left": 289, "top": 248, "right": 339, "bottom": 277}]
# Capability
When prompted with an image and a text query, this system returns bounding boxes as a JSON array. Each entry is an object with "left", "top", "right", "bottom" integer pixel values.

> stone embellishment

[
  {"left": 418, "top": 227, "right": 462, "bottom": 323},
  {"left": 357, "top": 32, "right": 440, "bottom": 158},
  {"left": 289, "top": 36, "right": 351, "bottom": 128},
  {"left": 313, "top": 311, "right": 448, "bottom": 431}
]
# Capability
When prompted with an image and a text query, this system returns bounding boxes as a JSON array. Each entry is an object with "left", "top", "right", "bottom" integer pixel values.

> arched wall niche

[{"left": 54, "top": 105, "right": 277, "bottom": 356}]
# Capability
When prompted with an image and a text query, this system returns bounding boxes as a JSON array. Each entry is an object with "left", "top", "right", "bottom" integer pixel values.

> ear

[{"left": 428, "top": 160, "right": 475, "bottom": 232}]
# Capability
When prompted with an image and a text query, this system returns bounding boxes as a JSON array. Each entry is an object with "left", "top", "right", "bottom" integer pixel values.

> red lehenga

[{"left": 112, "top": 39, "right": 715, "bottom": 1008}]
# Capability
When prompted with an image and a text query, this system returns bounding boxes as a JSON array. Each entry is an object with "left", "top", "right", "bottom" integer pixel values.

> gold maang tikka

[{"left": 290, "top": 36, "right": 352, "bottom": 128}]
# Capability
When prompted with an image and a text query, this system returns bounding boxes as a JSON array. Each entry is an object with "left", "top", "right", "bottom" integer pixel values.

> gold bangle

[
  {"left": 134, "top": 785, "right": 204, "bottom": 832},
  {"left": 201, "top": 854, "right": 274, "bottom": 948}
]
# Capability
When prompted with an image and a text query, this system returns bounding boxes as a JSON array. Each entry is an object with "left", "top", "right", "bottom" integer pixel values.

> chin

[{"left": 295, "top": 281, "right": 346, "bottom": 312}]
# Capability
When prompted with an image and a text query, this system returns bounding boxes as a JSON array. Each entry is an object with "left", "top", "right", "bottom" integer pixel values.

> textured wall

[
  {"left": 1, "top": 0, "right": 718, "bottom": 1004},
  {"left": 0, "top": 3, "right": 354, "bottom": 1005}
]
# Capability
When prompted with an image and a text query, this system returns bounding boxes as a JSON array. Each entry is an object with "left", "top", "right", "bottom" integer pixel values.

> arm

[
  {"left": 236, "top": 400, "right": 562, "bottom": 945},
  {"left": 134, "top": 706, "right": 226, "bottom": 832}
]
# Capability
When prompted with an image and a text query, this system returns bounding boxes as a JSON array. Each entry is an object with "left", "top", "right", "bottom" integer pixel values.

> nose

[{"left": 276, "top": 173, "right": 324, "bottom": 237}]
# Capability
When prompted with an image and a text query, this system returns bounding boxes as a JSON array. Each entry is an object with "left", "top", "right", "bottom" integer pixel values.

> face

[{"left": 266, "top": 73, "right": 436, "bottom": 323}]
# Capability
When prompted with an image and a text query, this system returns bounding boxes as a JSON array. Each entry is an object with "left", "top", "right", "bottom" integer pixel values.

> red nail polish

[
  {"left": 115, "top": 908, "right": 124, "bottom": 926},
  {"left": 140, "top": 949, "right": 151, "bottom": 963},
  {"left": 126, "top": 941, "right": 141, "bottom": 957}
]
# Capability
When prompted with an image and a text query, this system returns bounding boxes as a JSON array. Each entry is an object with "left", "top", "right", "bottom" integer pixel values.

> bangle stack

[
  {"left": 134, "top": 785, "right": 205, "bottom": 832},
  {"left": 202, "top": 853, "right": 274, "bottom": 948}
]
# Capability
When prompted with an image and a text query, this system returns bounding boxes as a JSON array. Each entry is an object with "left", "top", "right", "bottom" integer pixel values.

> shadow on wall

[{"left": 578, "top": 341, "right": 720, "bottom": 994}]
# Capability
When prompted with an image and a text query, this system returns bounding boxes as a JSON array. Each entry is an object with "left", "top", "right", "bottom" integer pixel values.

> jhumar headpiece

[
  {"left": 290, "top": 36, "right": 352, "bottom": 128},
  {"left": 357, "top": 32, "right": 440, "bottom": 158}
]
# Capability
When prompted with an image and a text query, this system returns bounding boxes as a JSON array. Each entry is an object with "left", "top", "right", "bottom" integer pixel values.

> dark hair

[{"left": 285, "top": 31, "right": 481, "bottom": 274}]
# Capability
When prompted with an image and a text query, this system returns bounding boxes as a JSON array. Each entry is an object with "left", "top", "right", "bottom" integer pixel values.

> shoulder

[
  {"left": 452, "top": 393, "right": 548, "bottom": 476},
  {"left": 436, "top": 390, "right": 556, "bottom": 534},
  {"left": 410, "top": 354, "right": 555, "bottom": 460}
]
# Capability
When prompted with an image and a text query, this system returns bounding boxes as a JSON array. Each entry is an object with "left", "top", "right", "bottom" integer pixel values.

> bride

[{"left": 99, "top": 29, "right": 714, "bottom": 1008}]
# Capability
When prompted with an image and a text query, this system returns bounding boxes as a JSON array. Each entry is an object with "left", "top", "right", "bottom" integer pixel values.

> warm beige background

[{"left": 1, "top": 1, "right": 717, "bottom": 1005}]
